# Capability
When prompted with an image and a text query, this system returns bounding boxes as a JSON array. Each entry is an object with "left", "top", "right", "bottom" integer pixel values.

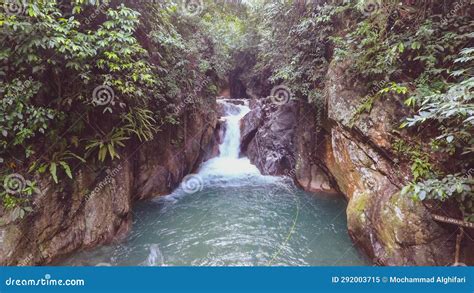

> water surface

[{"left": 63, "top": 100, "right": 367, "bottom": 266}]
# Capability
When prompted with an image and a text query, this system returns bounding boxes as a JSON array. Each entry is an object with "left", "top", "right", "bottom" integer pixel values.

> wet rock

[
  {"left": 0, "top": 102, "right": 220, "bottom": 265},
  {"left": 224, "top": 99, "right": 246, "bottom": 106},
  {"left": 0, "top": 160, "right": 133, "bottom": 266},
  {"left": 293, "top": 100, "right": 339, "bottom": 194},
  {"left": 134, "top": 107, "right": 218, "bottom": 199},
  {"left": 321, "top": 59, "right": 455, "bottom": 265},
  {"left": 240, "top": 103, "right": 263, "bottom": 154},
  {"left": 241, "top": 99, "right": 297, "bottom": 176},
  {"left": 217, "top": 101, "right": 241, "bottom": 116}
]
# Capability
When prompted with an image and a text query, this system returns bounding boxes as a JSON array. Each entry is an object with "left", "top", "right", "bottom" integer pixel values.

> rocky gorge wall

[
  {"left": 0, "top": 104, "right": 220, "bottom": 266},
  {"left": 240, "top": 60, "right": 472, "bottom": 266}
]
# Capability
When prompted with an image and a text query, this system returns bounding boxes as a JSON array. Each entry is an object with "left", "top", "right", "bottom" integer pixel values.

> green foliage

[
  {"left": 401, "top": 175, "right": 473, "bottom": 222},
  {"left": 30, "top": 144, "right": 85, "bottom": 184},
  {"left": 0, "top": 78, "right": 56, "bottom": 159},
  {"left": 0, "top": 174, "right": 36, "bottom": 220},
  {"left": 243, "top": 1, "right": 345, "bottom": 99},
  {"left": 241, "top": 1, "right": 473, "bottom": 220},
  {"left": 350, "top": 82, "right": 408, "bottom": 125},
  {"left": 85, "top": 128, "right": 129, "bottom": 162},
  {"left": 392, "top": 138, "right": 435, "bottom": 181},
  {"left": 0, "top": 0, "right": 238, "bottom": 210},
  {"left": 121, "top": 108, "right": 157, "bottom": 142}
]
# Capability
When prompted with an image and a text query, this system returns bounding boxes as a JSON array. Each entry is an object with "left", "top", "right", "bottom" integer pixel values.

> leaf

[
  {"left": 418, "top": 190, "right": 427, "bottom": 200},
  {"left": 50, "top": 162, "right": 58, "bottom": 184},
  {"left": 60, "top": 161, "right": 73, "bottom": 179},
  {"left": 99, "top": 147, "right": 107, "bottom": 162},
  {"left": 401, "top": 185, "right": 411, "bottom": 195}
]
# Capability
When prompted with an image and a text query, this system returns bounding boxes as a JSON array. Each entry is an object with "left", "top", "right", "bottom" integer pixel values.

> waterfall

[
  {"left": 198, "top": 100, "right": 260, "bottom": 178},
  {"left": 62, "top": 99, "right": 366, "bottom": 267},
  {"left": 218, "top": 102, "right": 249, "bottom": 159}
]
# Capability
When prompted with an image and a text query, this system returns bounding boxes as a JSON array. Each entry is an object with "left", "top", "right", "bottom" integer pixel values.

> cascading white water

[
  {"left": 218, "top": 103, "right": 249, "bottom": 159},
  {"left": 198, "top": 100, "right": 262, "bottom": 178},
  {"left": 62, "top": 99, "right": 367, "bottom": 267}
]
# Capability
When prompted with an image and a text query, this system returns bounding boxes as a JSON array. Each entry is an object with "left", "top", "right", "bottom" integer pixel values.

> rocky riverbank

[
  {"left": 0, "top": 105, "right": 220, "bottom": 266},
  {"left": 239, "top": 59, "right": 472, "bottom": 266}
]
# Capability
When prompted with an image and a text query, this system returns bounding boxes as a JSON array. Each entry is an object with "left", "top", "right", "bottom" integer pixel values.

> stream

[{"left": 63, "top": 100, "right": 367, "bottom": 266}]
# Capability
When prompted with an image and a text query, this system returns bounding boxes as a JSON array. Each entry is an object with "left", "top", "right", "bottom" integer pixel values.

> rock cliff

[
  {"left": 239, "top": 59, "right": 461, "bottom": 265},
  {"left": 0, "top": 105, "right": 219, "bottom": 266}
]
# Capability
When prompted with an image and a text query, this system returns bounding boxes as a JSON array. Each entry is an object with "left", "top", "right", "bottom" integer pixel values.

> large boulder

[
  {"left": 240, "top": 98, "right": 337, "bottom": 193},
  {"left": 293, "top": 101, "right": 339, "bottom": 194},
  {"left": 240, "top": 100, "right": 263, "bottom": 154},
  {"left": 240, "top": 99, "right": 297, "bottom": 175},
  {"left": 322, "top": 59, "right": 456, "bottom": 265},
  {"left": 325, "top": 126, "right": 454, "bottom": 265},
  {"left": 0, "top": 160, "right": 133, "bottom": 266}
]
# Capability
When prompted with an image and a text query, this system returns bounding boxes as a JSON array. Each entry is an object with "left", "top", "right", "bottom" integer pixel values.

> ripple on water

[
  {"left": 61, "top": 101, "right": 368, "bottom": 266},
  {"left": 62, "top": 178, "right": 368, "bottom": 266}
]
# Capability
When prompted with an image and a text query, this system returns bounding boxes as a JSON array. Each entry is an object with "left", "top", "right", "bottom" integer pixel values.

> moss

[
  {"left": 352, "top": 192, "right": 369, "bottom": 213},
  {"left": 348, "top": 95, "right": 375, "bottom": 127},
  {"left": 377, "top": 192, "right": 408, "bottom": 255}
]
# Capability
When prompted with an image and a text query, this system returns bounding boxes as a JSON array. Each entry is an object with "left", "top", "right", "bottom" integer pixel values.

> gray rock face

[
  {"left": 240, "top": 99, "right": 297, "bottom": 176},
  {"left": 134, "top": 108, "right": 218, "bottom": 199},
  {"left": 239, "top": 59, "right": 464, "bottom": 265},
  {"left": 0, "top": 104, "right": 220, "bottom": 266},
  {"left": 240, "top": 99, "right": 337, "bottom": 193},
  {"left": 240, "top": 98, "right": 337, "bottom": 193},
  {"left": 240, "top": 101, "right": 263, "bottom": 154}
]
